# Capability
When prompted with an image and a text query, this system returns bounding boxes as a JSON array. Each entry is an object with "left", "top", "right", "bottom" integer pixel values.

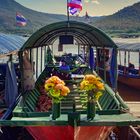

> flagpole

[{"left": 67, "top": 0, "right": 70, "bottom": 23}]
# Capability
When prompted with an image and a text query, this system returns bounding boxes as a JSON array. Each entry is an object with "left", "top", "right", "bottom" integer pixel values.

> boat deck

[
  {"left": 1, "top": 64, "right": 140, "bottom": 126},
  {"left": 125, "top": 102, "right": 140, "bottom": 118},
  {"left": 0, "top": 112, "right": 140, "bottom": 126}
]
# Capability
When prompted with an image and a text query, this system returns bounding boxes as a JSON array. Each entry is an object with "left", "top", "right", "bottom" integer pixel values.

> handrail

[
  {"left": 1, "top": 94, "right": 22, "bottom": 120},
  {"left": 104, "top": 84, "right": 121, "bottom": 108},
  {"left": 115, "top": 92, "right": 129, "bottom": 110},
  {"left": 129, "top": 125, "right": 140, "bottom": 139}
]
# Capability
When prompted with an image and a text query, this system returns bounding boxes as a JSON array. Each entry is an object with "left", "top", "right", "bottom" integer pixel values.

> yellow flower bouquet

[
  {"left": 80, "top": 74, "right": 105, "bottom": 119},
  {"left": 44, "top": 76, "right": 70, "bottom": 103},
  {"left": 80, "top": 74, "right": 105, "bottom": 101}
]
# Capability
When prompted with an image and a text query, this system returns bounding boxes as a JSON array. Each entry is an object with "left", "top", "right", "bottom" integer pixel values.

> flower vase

[
  {"left": 52, "top": 102, "right": 61, "bottom": 120},
  {"left": 87, "top": 91, "right": 96, "bottom": 120}
]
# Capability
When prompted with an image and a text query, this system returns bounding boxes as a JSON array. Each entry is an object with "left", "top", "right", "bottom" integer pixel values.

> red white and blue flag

[
  {"left": 16, "top": 12, "right": 27, "bottom": 26},
  {"left": 68, "top": 0, "right": 82, "bottom": 12},
  {"left": 69, "top": 7, "right": 79, "bottom": 15}
]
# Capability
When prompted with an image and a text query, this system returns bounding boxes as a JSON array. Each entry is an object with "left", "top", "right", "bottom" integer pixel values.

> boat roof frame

[{"left": 20, "top": 21, "right": 118, "bottom": 51}]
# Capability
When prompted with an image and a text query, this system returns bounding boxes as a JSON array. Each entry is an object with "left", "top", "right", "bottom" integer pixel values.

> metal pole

[
  {"left": 41, "top": 47, "right": 43, "bottom": 72},
  {"left": 36, "top": 47, "right": 38, "bottom": 79},
  {"left": 119, "top": 50, "right": 121, "bottom": 65},
  {"left": 124, "top": 51, "right": 127, "bottom": 74},
  {"left": 124, "top": 51, "right": 126, "bottom": 67},
  {"left": 139, "top": 50, "right": 140, "bottom": 75},
  {"left": 67, "top": 0, "right": 70, "bottom": 23},
  {"left": 103, "top": 47, "right": 106, "bottom": 82},
  {"left": 114, "top": 48, "right": 118, "bottom": 92},
  {"left": 128, "top": 51, "right": 130, "bottom": 64},
  {"left": 95, "top": 47, "right": 99, "bottom": 74}
]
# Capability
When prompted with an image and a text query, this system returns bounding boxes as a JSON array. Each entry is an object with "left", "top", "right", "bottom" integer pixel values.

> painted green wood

[
  {"left": 8, "top": 21, "right": 140, "bottom": 127},
  {"left": 11, "top": 63, "right": 135, "bottom": 126},
  {"left": 101, "top": 96, "right": 112, "bottom": 109},
  {"left": 13, "top": 75, "right": 122, "bottom": 118},
  {"left": 20, "top": 21, "right": 118, "bottom": 51},
  {"left": 0, "top": 113, "right": 140, "bottom": 126}
]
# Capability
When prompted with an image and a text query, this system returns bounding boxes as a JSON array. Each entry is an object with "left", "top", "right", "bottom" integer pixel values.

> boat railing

[
  {"left": 10, "top": 63, "right": 130, "bottom": 119},
  {"left": 11, "top": 84, "right": 124, "bottom": 118},
  {"left": 1, "top": 94, "right": 22, "bottom": 120},
  {"left": 0, "top": 63, "right": 139, "bottom": 126}
]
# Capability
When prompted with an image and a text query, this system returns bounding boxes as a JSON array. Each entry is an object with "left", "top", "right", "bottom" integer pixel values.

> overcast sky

[{"left": 15, "top": 0, "right": 140, "bottom": 16}]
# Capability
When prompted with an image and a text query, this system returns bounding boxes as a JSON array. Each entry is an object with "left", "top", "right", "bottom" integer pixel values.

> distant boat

[
  {"left": 118, "top": 65, "right": 140, "bottom": 89},
  {"left": 0, "top": 34, "right": 27, "bottom": 119},
  {"left": 117, "top": 41, "right": 140, "bottom": 90}
]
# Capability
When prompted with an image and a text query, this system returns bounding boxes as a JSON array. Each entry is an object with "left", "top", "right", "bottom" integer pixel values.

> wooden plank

[
  {"left": 125, "top": 102, "right": 140, "bottom": 117},
  {"left": 0, "top": 113, "right": 140, "bottom": 126}
]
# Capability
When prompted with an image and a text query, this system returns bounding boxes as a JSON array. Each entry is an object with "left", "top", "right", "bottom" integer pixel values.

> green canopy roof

[{"left": 20, "top": 21, "right": 117, "bottom": 51}]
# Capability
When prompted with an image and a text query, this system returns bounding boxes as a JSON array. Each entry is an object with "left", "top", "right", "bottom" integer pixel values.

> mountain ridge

[
  {"left": 0, "top": 0, "right": 67, "bottom": 34},
  {"left": 93, "top": 2, "right": 140, "bottom": 37},
  {"left": 0, "top": 0, "right": 140, "bottom": 37}
]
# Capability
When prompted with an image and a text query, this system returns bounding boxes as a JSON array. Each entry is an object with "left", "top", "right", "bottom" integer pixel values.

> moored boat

[
  {"left": 0, "top": 34, "right": 27, "bottom": 120},
  {"left": 117, "top": 41, "right": 140, "bottom": 90},
  {"left": 0, "top": 21, "right": 140, "bottom": 140}
]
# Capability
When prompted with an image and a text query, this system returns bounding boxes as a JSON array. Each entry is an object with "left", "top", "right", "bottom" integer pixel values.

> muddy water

[{"left": 117, "top": 82, "right": 140, "bottom": 101}]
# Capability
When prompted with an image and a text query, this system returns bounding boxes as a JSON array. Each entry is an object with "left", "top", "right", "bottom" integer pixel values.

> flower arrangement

[
  {"left": 44, "top": 76, "right": 70, "bottom": 103},
  {"left": 80, "top": 74, "right": 105, "bottom": 101}
]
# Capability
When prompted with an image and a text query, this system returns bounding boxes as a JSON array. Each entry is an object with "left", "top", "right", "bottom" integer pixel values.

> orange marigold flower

[
  {"left": 44, "top": 76, "right": 70, "bottom": 102},
  {"left": 61, "top": 86, "right": 70, "bottom": 96},
  {"left": 84, "top": 74, "right": 96, "bottom": 81},
  {"left": 96, "top": 82, "right": 104, "bottom": 90},
  {"left": 55, "top": 84, "right": 64, "bottom": 90}
]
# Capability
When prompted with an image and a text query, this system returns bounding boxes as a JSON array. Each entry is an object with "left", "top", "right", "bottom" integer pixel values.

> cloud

[
  {"left": 84, "top": 0, "right": 100, "bottom": 4},
  {"left": 84, "top": 0, "right": 90, "bottom": 3},
  {"left": 91, "top": 0, "right": 100, "bottom": 4}
]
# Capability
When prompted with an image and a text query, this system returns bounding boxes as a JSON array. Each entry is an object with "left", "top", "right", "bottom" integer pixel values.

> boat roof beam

[{"left": 20, "top": 21, "right": 117, "bottom": 51}]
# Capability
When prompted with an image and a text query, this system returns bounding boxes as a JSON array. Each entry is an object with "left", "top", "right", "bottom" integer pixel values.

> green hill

[
  {"left": 0, "top": 0, "right": 67, "bottom": 34},
  {"left": 0, "top": 0, "right": 140, "bottom": 37},
  {"left": 93, "top": 2, "right": 140, "bottom": 37}
]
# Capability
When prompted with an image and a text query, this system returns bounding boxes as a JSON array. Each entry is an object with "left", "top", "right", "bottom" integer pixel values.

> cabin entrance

[{"left": 19, "top": 21, "right": 118, "bottom": 90}]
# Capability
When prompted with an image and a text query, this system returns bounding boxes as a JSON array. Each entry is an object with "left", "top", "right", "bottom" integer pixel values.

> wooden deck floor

[
  {"left": 118, "top": 82, "right": 140, "bottom": 118},
  {"left": 125, "top": 102, "right": 140, "bottom": 117}
]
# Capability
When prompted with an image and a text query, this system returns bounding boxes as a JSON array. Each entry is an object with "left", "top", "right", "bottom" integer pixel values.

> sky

[{"left": 15, "top": 0, "right": 140, "bottom": 16}]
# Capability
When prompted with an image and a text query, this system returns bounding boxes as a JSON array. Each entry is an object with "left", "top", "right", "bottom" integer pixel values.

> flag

[
  {"left": 16, "top": 12, "right": 27, "bottom": 26},
  {"left": 69, "top": 7, "right": 78, "bottom": 15},
  {"left": 68, "top": 0, "right": 82, "bottom": 11}
]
